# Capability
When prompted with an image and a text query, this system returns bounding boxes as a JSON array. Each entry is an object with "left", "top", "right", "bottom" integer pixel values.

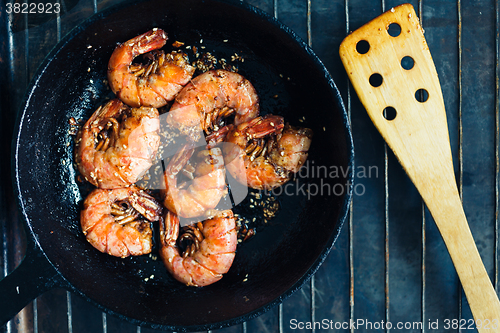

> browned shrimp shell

[
  {"left": 162, "top": 143, "right": 227, "bottom": 219},
  {"left": 166, "top": 69, "right": 260, "bottom": 140},
  {"left": 75, "top": 98, "right": 160, "bottom": 189},
  {"left": 159, "top": 210, "right": 237, "bottom": 287},
  {"left": 80, "top": 186, "right": 162, "bottom": 258},
  {"left": 223, "top": 115, "right": 313, "bottom": 190},
  {"left": 107, "top": 28, "right": 195, "bottom": 108}
]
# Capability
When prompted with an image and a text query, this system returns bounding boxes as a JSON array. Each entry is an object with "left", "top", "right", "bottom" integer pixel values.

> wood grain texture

[{"left": 340, "top": 3, "right": 500, "bottom": 330}]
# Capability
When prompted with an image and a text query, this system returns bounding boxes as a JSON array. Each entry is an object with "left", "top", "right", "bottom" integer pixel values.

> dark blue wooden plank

[
  {"left": 460, "top": 0, "right": 497, "bottom": 324},
  {"left": 209, "top": 324, "right": 242, "bottom": 333},
  {"left": 307, "top": 0, "right": 351, "bottom": 331},
  {"left": 105, "top": 313, "right": 137, "bottom": 333},
  {"left": 71, "top": 294, "right": 104, "bottom": 333},
  {"left": 386, "top": 149, "right": 423, "bottom": 331},
  {"left": 422, "top": 0, "right": 462, "bottom": 326},
  {"left": 244, "top": 306, "right": 279, "bottom": 332},
  {"left": 26, "top": 17, "right": 58, "bottom": 82},
  {"left": 245, "top": 0, "right": 274, "bottom": 14},
  {"left": 60, "top": 0, "right": 97, "bottom": 38},
  {"left": 346, "top": 1, "right": 387, "bottom": 330},
  {"left": 37, "top": 289, "right": 69, "bottom": 333},
  {"left": 276, "top": 0, "right": 308, "bottom": 43},
  {"left": 1, "top": 2, "right": 37, "bottom": 332},
  {"left": 282, "top": 280, "right": 311, "bottom": 330}
]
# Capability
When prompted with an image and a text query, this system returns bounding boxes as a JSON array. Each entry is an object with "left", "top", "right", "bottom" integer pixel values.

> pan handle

[{"left": 0, "top": 241, "right": 64, "bottom": 326}]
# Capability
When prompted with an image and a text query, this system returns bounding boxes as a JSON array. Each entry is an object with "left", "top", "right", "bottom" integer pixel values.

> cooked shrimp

[
  {"left": 159, "top": 209, "right": 237, "bottom": 287},
  {"left": 223, "top": 114, "right": 313, "bottom": 190},
  {"left": 108, "top": 28, "right": 195, "bottom": 108},
  {"left": 80, "top": 186, "right": 162, "bottom": 258},
  {"left": 166, "top": 69, "right": 259, "bottom": 140},
  {"left": 75, "top": 98, "right": 160, "bottom": 189},
  {"left": 162, "top": 143, "right": 227, "bottom": 219}
]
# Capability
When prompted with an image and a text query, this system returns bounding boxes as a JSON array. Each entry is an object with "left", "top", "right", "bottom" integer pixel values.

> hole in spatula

[
  {"left": 369, "top": 73, "right": 383, "bottom": 87},
  {"left": 415, "top": 89, "right": 429, "bottom": 102},
  {"left": 383, "top": 107, "right": 397, "bottom": 121},
  {"left": 356, "top": 40, "right": 370, "bottom": 54},
  {"left": 401, "top": 56, "right": 414, "bottom": 70},
  {"left": 387, "top": 23, "right": 401, "bottom": 37}
]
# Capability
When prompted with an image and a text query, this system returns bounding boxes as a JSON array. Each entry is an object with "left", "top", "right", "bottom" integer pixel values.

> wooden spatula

[{"left": 339, "top": 3, "right": 500, "bottom": 331}]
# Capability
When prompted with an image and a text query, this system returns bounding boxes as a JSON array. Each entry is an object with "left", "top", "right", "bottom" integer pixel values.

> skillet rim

[{"left": 11, "top": 0, "right": 354, "bottom": 330}]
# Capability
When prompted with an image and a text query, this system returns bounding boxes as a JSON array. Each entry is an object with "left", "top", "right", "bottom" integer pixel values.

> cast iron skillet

[{"left": 1, "top": 0, "right": 353, "bottom": 330}]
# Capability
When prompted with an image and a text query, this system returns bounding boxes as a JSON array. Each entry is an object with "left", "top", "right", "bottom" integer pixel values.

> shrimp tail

[
  {"left": 129, "top": 191, "right": 163, "bottom": 222},
  {"left": 160, "top": 210, "right": 179, "bottom": 247},
  {"left": 84, "top": 99, "right": 123, "bottom": 131},
  {"left": 245, "top": 115, "right": 284, "bottom": 139},
  {"left": 108, "top": 29, "right": 168, "bottom": 71},
  {"left": 164, "top": 142, "right": 196, "bottom": 177},
  {"left": 129, "top": 29, "right": 168, "bottom": 57},
  {"left": 159, "top": 211, "right": 197, "bottom": 286},
  {"left": 206, "top": 125, "right": 232, "bottom": 148}
]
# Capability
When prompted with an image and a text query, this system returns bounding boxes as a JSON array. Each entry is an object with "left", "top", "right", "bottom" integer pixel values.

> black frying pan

[{"left": 2, "top": 0, "right": 353, "bottom": 330}]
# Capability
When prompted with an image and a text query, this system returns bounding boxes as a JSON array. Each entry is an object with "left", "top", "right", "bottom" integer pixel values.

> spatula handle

[{"left": 424, "top": 187, "right": 500, "bottom": 332}]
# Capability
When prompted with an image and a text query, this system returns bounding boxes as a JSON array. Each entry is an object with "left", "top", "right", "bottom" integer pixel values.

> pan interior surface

[{"left": 14, "top": 0, "right": 353, "bottom": 330}]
